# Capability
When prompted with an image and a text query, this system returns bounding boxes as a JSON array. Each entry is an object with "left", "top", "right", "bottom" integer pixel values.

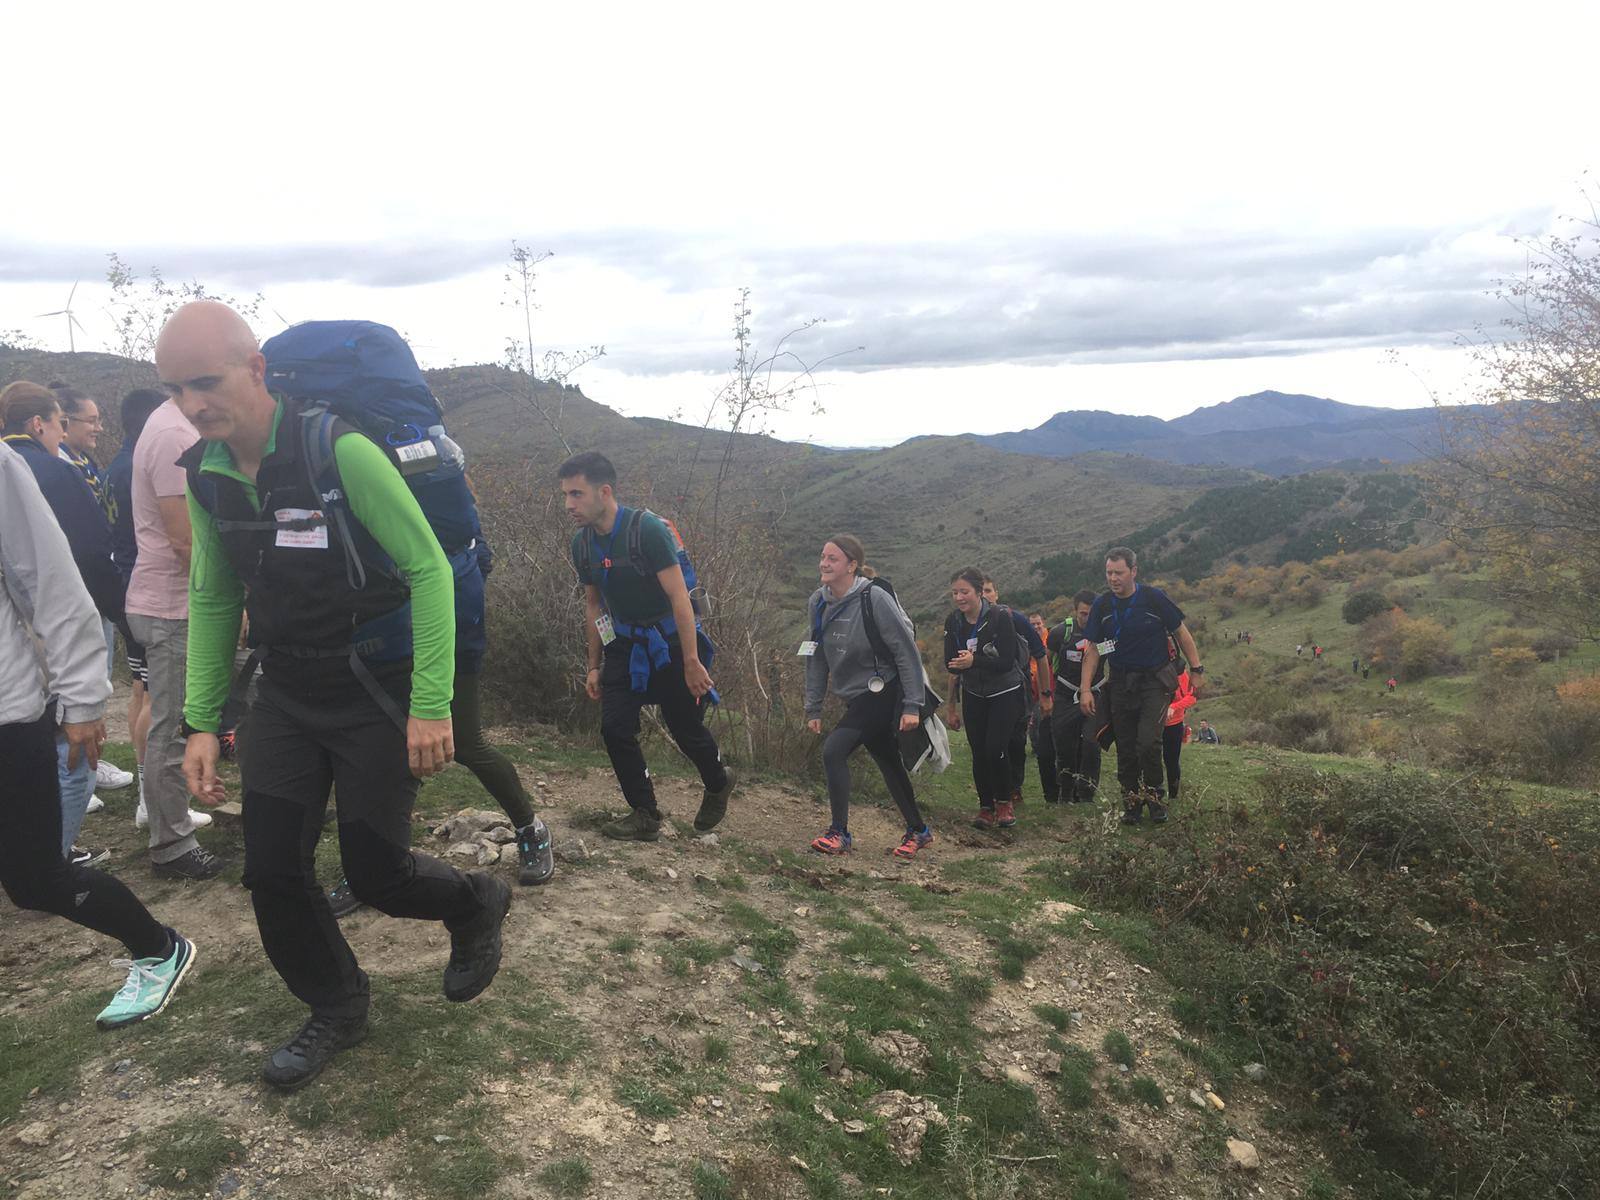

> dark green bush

[
  {"left": 1341, "top": 588, "right": 1390, "bottom": 625},
  {"left": 1068, "top": 764, "right": 1600, "bottom": 1199}
]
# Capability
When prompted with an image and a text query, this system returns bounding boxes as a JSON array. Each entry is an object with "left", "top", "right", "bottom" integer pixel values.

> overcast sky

[{"left": 4, "top": 2, "right": 1596, "bottom": 446}]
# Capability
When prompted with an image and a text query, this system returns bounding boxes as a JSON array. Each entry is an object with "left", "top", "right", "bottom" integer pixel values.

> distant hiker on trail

[
  {"left": 0, "top": 440, "right": 196, "bottom": 1034},
  {"left": 1161, "top": 641, "right": 1196, "bottom": 806},
  {"left": 1363, "top": 666, "right": 1371, "bottom": 680},
  {"left": 1387, "top": 676, "right": 1397, "bottom": 691},
  {"left": 1313, "top": 644, "right": 1322, "bottom": 659},
  {"left": 945, "top": 567, "right": 1025, "bottom": 829},
  {"left": 982, "top": 576, "right": 1048, "bottom": 805},
  {"left": 1352, "top": 656, "right": 1359, "bottom": 675},
  {"left": 1078, "top": 547, "right": 1203, "bottom": 825},
  {"left": 563, "top": 451, "right": 735, "bottom": 842},
  {"left": 1296, "top": 644, "right": 1303, "bottom": 657},
  {"left": 1047, "top": 589, "right": 1107, "bottom": 804},
  {"left": 171, "top": 303, "right": 510, "bottom": 1091},
  {"left": 1197, "top": 719, "right": 1221, "bottom": 745},
  {"left": 801, "top": 535, "right": 933, "bottom": 859}
]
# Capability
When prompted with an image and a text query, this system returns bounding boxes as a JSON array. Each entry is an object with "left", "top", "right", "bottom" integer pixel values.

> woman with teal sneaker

[{"left": 0, "top": 430, "right": 195, "bottom": 1030}]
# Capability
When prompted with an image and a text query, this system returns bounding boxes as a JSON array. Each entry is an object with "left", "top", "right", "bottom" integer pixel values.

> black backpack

[{"left": 854, "top": 577, "right": 943, "bottom": 719}]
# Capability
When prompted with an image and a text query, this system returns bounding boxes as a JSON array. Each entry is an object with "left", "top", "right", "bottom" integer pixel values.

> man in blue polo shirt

[{"left": 1078, "top": 547, "right": 1203, "bottom": 825}]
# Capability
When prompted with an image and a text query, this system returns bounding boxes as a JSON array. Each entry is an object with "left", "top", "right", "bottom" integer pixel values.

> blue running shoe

[{"left": 96, "top": 933, "right": 196, "bottom": 1030}]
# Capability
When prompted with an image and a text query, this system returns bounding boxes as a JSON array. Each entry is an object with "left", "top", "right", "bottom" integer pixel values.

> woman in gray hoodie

[{"left": 802, "top": 535, "right": 933, "bottom": 858}]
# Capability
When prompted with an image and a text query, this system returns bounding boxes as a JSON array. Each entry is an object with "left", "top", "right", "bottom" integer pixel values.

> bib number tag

[
  {"left": 966, "top": 638, "right": 978, "bottom": 651},
  {"left": 596, "top": 614, "right": 616, "bottom": 645},
  {"left": 798, "top": 641, "right": 818, "bottom": 657},
  {"left": 1097, "top": 639, "right": 1117, "bottom": 655},
  {"left": 274, "top": 508, "right": 328, "bottom": 550}
]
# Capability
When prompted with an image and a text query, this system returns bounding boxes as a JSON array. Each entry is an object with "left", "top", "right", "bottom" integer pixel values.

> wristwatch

[{"left": 1191, "top": 664, "right": 1205, "bottom": 675}]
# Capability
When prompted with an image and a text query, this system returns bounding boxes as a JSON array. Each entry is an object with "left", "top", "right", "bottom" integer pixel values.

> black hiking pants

[
  {"left": 1050, "top": 693, "right": 1106, "bottom": 802},
  {"left": 1161, "top": 722, "right": 1185, "bottom": 801},
  {"left": 0, "top": 705, "right": 170, "bottom": 960},
  {"left": 1106, "top": 666, "right": 1176, "bottom": 806},
  {"left": 240, "top": 667, "right": 486, "bottom": 1021},
  {"left": 453, "top": 670, "right": 536, "bottom": 829},
  {"left": 962, "top": 689, "right": 1025, "bottom": 808},
  {"left": 1027, "top": 701, "right": 1059, "bottom": 801},
  {"left": 822, "top": 685, "right": 923, "bottom": 834},
  {"left": 1008, "top": 705, "right": 1030, "bottom": 796},
  {"left": 599, "top": 637, "right": 728, "bottom": 812}
]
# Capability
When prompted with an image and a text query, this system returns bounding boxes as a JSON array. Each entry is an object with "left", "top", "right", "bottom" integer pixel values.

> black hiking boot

[
  {"left": 327, "top": 878, "right": 363, "bottom": 919},
  {"left": 262, "top": 1012, "right": 369, "bottom": 1091},
  {"left": 443, "top": 872, "right": 512, "bottom": 1002},
  {"left": 153, "top": 846, "right": 225, "bottom": 881},
  {"left": 516, "top": 818, "right": 555, "bottom": 886},
  {"left": 1120, "top": 795, "right": 1144, "bottom": 826},
  {"left": 1147, "top": 797, "right": 1170, "bottom": 824},
  {"left": 601, "top": 807, "right": 662, "bottom": 841},
  {"left": 694, "top": 767, "right": 736, "bottom": 833}
]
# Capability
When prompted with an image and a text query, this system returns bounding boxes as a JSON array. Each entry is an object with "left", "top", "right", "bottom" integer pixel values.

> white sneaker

[
  {"left": 135, "top": 798, "right": 148, "bottom": 830},
  {"left": 86, "top": 795, "right": 105, "bottom": 814},
  {"left": 96, "top": 760, "right": 135, "bottom": 790},
  {"left": 188, "top": 810, "right": 213, "bottom": 829}
]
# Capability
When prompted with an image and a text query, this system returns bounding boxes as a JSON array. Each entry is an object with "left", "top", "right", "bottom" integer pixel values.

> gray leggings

[{"left": 823, "top": 687, "right": 924, "bottom": 834}]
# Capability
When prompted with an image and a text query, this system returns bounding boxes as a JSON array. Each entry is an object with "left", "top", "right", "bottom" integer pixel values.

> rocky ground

[{"left": 1, "top": 700, "right": 1335, "bottom": 1200}]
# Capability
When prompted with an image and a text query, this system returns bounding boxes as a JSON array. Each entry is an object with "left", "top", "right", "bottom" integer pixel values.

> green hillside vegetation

[{"left": 1026, "top": 470, "right": 1427, "bottom": 602}]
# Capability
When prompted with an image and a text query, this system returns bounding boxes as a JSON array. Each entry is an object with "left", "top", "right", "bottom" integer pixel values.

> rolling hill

[{"left": 979, "top": 389, "right": 1479, "bottom": 474}]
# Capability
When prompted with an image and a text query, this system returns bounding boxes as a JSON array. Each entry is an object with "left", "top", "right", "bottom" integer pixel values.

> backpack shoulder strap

[
  {"left": 299, "top": 408, "right": 368, "bottom": 592},
  {"left": 858, "top": 581, "right": 892, "bottom": 665},
  {"left": 625, "top": 507, "right": 650, "bottom": 575}
]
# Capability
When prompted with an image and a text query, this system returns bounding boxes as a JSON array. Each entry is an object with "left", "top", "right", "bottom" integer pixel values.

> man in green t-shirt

[{"left": 560, "top": 451, "right": 735, "bottom": 841}]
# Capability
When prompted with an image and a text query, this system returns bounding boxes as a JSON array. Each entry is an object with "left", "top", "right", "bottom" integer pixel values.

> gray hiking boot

[
  {"left": 601, "top": 808, "right": 662, "bottom": 841},
  {"left": 694, "top": 767, "right": 736, "bottom": 833}
]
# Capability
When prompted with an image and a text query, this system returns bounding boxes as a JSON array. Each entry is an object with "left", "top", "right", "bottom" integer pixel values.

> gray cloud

[{"left": 0, "top": 218, "right": 1547, "bottom": 373}]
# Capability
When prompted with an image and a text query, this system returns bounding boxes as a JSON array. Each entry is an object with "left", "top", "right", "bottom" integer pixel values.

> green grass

[
  {"left": 691, "top": 1162, "right": 733, "bottom": 1200},
  {"left": 538, "top": 1157, "right": 593, "bottom": 1197},
  {"left": 616, "top": 1075, "right": 680, "bottom": 1118},
  {"left": 1033, "top": 1003, "right": 1072, "bottom": 1032},
  {"left": 1129, "top": 1076, "right": 1166, "bottom": 1108},
  {"left": 703, "top": 1034, "right": 731, "bottom": 1064},
  {"left": 138, "top": 1117, "right": 245, "bottom": 1191},
  {"left": 1102, "top": 1031, "right": 1135, "bottom": 1069}
]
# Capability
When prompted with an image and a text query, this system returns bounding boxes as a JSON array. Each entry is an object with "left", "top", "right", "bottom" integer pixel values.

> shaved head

[
  {"left": 155, "top": 301, "right": 273, "bottom": 450},
  {"left": 155, "top": 300, "right": 259, "bottom": 369}
]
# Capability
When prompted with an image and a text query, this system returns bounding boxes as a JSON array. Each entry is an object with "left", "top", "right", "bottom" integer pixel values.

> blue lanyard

[
  {"left": 592, "top": 506, "right": 629, "bottom": 594},
  {"left": 1109, "top": 586, "right": 1140, "bottom": 642}
]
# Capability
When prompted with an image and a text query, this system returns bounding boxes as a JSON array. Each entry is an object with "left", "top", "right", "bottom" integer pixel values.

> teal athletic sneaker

[{"left": 95, "top": 933, "right": 196, "bottom": 1030}]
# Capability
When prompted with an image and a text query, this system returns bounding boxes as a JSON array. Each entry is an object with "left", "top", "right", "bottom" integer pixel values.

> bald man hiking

[{"left": 163, "top": 301, "right": 509, "bottom": 1091}]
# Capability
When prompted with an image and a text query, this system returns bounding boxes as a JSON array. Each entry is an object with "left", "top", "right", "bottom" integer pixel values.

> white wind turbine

[{"left": 36, "top": 282, "right": 87, "bottom": 353}]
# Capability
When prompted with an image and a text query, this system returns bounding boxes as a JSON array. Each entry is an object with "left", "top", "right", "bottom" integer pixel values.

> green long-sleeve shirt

[{"left": 183, "top": 406, "right": 454, "bottom": 730}]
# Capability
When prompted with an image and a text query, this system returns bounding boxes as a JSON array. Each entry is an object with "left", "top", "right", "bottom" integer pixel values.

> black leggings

[
  {"left": 453, "top": 670, "right": 536, "bottom": 829},
  {"left": 822, "top": 687, "right": 923, "bottom": 834},
  {"left": 962, "top": 689, "right": 1025, "bottom": 807},
  {"left": 0, "top": 706, "right": 169, "bottom": 960},
  {"left": 1162, "top": 722, "right": 1184, "bottom": 800}
]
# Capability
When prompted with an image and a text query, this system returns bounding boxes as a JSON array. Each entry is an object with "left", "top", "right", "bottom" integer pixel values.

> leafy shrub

[
  {"left": 1068, "top": 764, "right": 1600, "bottom": 1199},
  {"left": 1342, "top": 588, "right": 1389, "bottom": 625},
  {"left": 1456, "top": 681, "right": 1600, "bottom": 785}
]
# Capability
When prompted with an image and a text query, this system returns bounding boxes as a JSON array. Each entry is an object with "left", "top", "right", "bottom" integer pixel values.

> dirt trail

[{"left": 1, "top": 752, "right": 1328, "bottom": 1199}]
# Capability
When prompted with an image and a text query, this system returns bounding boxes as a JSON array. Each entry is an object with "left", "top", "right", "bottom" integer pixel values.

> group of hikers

[{"left": 0, "top": 301, "right": 1206, "bottom": 1093}]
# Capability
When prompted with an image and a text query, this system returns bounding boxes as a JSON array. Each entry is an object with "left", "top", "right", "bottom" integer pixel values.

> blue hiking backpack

[{"left": 261, "top": 320, "right": 483, "bottom": 594}]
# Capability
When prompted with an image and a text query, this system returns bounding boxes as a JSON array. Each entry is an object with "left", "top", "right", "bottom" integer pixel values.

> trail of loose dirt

[{"left": 2, "top": 739, "right": 1328, "bottom": 1200}]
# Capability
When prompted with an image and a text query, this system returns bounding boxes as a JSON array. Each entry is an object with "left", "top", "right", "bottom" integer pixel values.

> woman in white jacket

[{"left": 0, "top": 441, "right": 195, "bottom": 1029}]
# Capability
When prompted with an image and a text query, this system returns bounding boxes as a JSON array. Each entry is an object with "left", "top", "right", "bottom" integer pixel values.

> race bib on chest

[
  {"left": 798, "top": 640, "right": 818, "bottom": 657},
  {"left": 596, "top": 614, "right": 616, "bottom": 645},
  {"left": 274, "top": 508, "right": 328, "bottom": 549},
  {"left": 1096, "top": 639, "right": 1117, "bottom": 655},
  {"left": 966, "top": 638, "right": 978, "bottom": 651}
]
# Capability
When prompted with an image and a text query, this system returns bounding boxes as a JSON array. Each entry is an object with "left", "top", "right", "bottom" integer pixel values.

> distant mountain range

[{"left": 978, "top": 390, "right": 1481, "bottom": 475}]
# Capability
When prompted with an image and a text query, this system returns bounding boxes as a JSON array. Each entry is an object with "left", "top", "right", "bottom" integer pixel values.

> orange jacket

[{"left": 1165, "top": 669, "right": 1196, "bottom": 726}]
